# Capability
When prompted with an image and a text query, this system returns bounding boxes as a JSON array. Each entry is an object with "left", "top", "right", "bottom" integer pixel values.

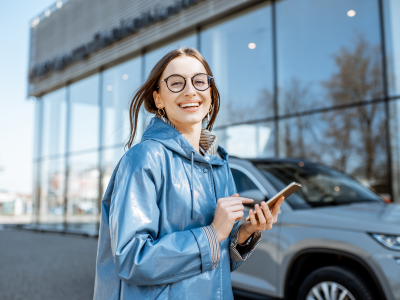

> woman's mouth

[{"left": 178, "top": 102, "right": 202, "bottom": 112}]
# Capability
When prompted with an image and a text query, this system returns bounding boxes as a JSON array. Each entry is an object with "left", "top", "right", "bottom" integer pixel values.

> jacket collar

[{"left": 155, "top": 114, "right": 219, "bottom": 157}]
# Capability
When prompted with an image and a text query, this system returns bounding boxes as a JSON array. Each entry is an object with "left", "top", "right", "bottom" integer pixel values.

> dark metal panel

[{"left": 28, "top": 0, "right": 260, "bottom": 97}]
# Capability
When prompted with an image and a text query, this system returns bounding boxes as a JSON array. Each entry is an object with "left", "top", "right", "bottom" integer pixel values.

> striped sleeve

[
  {"left": 201, "top": 225, "right": 220, "bottom": 269},
  {"left": 229, "top": 224, "right": 262, "bottom": 262}
]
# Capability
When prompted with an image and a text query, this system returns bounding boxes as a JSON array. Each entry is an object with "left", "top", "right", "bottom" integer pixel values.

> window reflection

[
  {"left": 69, "top": 74, "right": 100, "bottom": 152},
  {"left": 101, "top": 147, "right": 124, "bottom": 197},
  {"left": 389, "top": 99, "right": 400, "bottom": 202},
  {"left": 42, "top": 88, "right": 67, "bottom": 157},
  {"left": 279, "top": 103, "right": 388, "bottom": 198},
  {"left": 67, "top": 152, "right": 99, "bottom": 224},
  {"left": 39, "top": 157, "right": 65, "bottom": 223},
  {"left": 33, "top": 100, "right": 43, "bottom": 160},
  {"left": 214, "top": 122, "right": 274, "bottom": 158},
  {"left": 201, "top": 4, "right": 274, "bottom": 126},
  {"left": 384, "top": 0, "right": 400, "bottom": 97},
  {"left": 276, "top": 0, "right": 383, "bottom": 114},
  {"left": 102, "top": 57, "right": 142, "bottom": 147},
  {"left": 144, "top": 34, "right": 197, "bottom": 78}
]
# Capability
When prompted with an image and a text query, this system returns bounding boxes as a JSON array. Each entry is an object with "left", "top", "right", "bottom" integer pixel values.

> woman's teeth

[{"left": 179, "top": 103, "right": 200, "bottom": 108}]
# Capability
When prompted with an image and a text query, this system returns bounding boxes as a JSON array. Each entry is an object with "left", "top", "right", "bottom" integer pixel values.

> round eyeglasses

[{"left": 158, "top": 73, "right": 213, "bottom": 93}]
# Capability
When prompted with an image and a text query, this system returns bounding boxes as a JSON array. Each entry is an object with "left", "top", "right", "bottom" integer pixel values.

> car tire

[{"left": 296, "top": 266, "right": 373, "bottom": 300}]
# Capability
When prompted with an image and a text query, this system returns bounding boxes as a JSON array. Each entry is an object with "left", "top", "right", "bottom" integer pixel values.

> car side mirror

[{"left": 239, "top": 189, "right": 266, "bottom": 207}]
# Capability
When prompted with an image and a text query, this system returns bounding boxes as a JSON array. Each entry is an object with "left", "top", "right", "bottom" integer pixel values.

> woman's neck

[{"left": 169, "top": 118, "right": 202, "bottom": 154}]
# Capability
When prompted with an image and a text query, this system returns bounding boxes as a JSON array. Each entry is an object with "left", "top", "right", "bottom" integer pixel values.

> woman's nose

[{"left": 183, "top": 78, "right": 197, "bottom": 96}]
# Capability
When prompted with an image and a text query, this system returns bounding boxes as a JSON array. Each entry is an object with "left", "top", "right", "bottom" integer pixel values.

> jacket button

[
  {"left": 205, "top": 156, "right": 210, "bottom": 161},
  {"left": 203, "top": 168, "right": 208, "bottom": 173}
]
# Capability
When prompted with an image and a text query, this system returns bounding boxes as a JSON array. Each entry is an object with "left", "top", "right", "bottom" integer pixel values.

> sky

[{"left": 0, "top": 0, "right": 55, "bottom": 194}]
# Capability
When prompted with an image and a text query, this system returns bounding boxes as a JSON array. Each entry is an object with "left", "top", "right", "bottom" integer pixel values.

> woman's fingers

[
  {"left": 261, "top": 201, "right": 273, "bottom": 226},
  {"left": 271, "top": 196, "right": 285, "bottom": 220},
  {"left": 232, "top": 211, "right": 244, "bottom": 221},
  {"left": 249, "top": 209, "right": 258, "bottom": 226},
  {"left": 219, "top": 197, "right": 253, "bottom": 205},
  {"left": 229, "top": 204, "right": 245, "bottom": 212},
  {"left": 255, "top": 204, "right": 266, "bottom": 225}
]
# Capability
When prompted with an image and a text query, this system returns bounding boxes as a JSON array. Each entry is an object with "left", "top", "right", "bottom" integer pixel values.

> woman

[{"left": 94, "top": 47, "right": 284, "bottom": 300}]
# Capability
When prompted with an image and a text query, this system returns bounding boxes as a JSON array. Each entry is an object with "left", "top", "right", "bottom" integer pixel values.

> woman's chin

[{"left": 169, "top": 113, "right": 205, "bottom": 127}]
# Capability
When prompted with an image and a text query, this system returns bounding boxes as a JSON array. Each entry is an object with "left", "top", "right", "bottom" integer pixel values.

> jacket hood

[
  {"left": 141, "top": 115, "right": 228, "bottom": 166},
  {"left": 140, "top": 115, "right": 228, "bottom": 219}
]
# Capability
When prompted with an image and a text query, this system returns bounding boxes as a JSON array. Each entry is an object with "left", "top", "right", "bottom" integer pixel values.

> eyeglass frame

[{"left": 157, "top": 73, "right": 214, "bottom": 93}]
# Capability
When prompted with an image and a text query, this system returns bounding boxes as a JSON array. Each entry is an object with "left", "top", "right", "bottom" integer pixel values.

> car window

[
  {"left": 231, "top": 168, "right": 258, "bottom": 194},
  {"left": 254, "top": 161, "right": 383, "bottom": 209},
  {"left": 231, "top": 168, "right": 266, "bottom": 206}
]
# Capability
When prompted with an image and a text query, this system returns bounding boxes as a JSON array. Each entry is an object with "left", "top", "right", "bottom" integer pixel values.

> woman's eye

[
  {"left": 195, "top": 80, "right": 205, "bottom": 85},
  {"left": 171, "top": 81, "right": 183, "bottom": 86}
]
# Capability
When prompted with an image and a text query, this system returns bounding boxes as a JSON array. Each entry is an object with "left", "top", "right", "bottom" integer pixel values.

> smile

[
  {"left": 179, "top": 103, "right": 200, "bottom": 108},
  {"left": 177, "top": 101, "right": 202, "bottom": 112}
]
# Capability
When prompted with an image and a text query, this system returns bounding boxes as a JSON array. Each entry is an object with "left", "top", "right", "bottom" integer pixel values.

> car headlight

[{"left": 370, "top": 233, "right": 400, "bottom": 251}]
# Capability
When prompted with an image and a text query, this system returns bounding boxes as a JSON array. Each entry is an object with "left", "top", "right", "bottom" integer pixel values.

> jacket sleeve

[{"left": 109, "top": 143, "right": 214, "bottom": 286}]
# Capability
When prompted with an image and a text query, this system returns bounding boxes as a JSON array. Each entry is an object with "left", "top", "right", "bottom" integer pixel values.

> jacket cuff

[
  {"left": 201, "top": 225, "right": 220, "bottom": 269},
  {"left": 229, "top": 224, "right": 262, "bottom": 262},
  {"left": 190, "top": 227, "right": 213, "bottom": 273}
]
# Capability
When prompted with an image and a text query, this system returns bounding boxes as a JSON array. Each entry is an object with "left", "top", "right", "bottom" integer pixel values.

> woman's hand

[
  {"left": 211, "top": 194, "right": 254, "bottom": 243},
  {"left": 238, "top": 196, "right": 285, "bottom": 244}
]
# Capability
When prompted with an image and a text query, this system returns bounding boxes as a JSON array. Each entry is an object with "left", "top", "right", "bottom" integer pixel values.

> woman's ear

[{"left": 153, "top": 90, "right": 162, "bottom": 108}]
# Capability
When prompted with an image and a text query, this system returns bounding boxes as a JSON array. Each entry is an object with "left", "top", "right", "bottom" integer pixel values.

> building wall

[
  {"left": 30, "top": 0, "right": 400, "bottom": 225},
  {"left": 28, "top": 0, "right": 261, "bottom": 96}
]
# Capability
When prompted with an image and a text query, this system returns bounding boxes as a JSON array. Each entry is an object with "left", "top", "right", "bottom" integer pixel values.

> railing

[{"left": 30, "top": 0, "right": 72, "bottom": 28}]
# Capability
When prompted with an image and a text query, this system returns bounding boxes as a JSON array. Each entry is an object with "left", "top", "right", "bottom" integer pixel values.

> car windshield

[{"left": 254, "top": 161, "right": 383, "bottom": 209}]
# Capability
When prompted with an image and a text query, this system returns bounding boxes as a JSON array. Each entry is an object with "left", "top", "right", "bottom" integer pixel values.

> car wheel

[{"left": 296, "top": 266, "right": 373, "bottom": 300}]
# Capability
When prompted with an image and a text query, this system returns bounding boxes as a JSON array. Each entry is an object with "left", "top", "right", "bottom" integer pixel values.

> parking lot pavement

[
  {"left": 0, "top": 229, "right": 256, "bottom": 300},
  {"left": 0, "top": 229, "right": 98, "bottom": 300}
]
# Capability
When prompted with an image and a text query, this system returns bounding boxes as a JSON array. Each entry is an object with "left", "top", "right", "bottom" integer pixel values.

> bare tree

[{"left": 323, "top": 36, "right": 386, "bottom": 181}]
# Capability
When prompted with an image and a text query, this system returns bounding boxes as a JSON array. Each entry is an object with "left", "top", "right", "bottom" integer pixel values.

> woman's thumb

[{"left": 231, "top": 193, "right": 239, "bottom": 197}]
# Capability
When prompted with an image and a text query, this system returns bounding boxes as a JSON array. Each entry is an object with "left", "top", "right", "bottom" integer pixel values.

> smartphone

[{"left": 245, "top": 182, "right": 302, "bottom": 221}]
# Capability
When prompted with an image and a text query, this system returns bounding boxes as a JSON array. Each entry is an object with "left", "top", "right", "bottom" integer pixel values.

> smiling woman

[
  {"left": 94, "top": 47, "right": 285, "bottom": 300},
  {"left": 125, "top": 48, "right": 220, "bottom": 149}
]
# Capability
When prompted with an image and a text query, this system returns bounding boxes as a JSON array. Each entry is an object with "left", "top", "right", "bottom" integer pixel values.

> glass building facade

[{"left": 32, "top": 0, "right": 400, "bottom": 228}]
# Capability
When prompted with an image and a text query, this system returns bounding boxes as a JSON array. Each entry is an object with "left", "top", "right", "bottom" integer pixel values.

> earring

[
  {"left": 158, "top": 107, "right": 166, "bottom": 117},
  {"left": 207, "top": 105, "right": 212, "bottom": 122}
]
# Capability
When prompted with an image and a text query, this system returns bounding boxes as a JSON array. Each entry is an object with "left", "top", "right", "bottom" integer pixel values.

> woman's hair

[{"left": 125, "top": 47, "right": 220, "bottom": 149}]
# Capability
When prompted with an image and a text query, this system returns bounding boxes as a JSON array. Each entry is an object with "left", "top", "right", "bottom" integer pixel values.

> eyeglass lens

[{"left": 166, "top": 74, "right": 209, "bottom": 92}]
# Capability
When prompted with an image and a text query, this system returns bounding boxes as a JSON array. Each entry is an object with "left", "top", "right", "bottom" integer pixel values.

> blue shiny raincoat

[{"left": 94, "top": 116, "right": 259, "bottom": 300}]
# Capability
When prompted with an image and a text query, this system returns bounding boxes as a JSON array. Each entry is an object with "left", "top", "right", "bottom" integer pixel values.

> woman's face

[{"left": 153, "top": 56, "right": 212, "bottom": 129}]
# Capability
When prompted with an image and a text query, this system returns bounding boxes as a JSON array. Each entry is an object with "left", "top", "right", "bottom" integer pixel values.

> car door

[{"left": 229, "top": 164, "right": 282, "bottom": 297}]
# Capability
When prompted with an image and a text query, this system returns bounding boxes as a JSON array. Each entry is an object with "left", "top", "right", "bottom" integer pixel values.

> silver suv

[{"left": 229, "top": 157, "right": 400, "bottom": 300}]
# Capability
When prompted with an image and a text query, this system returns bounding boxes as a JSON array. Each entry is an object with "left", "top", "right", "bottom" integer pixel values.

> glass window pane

[
  {"left": 384, "top": 0, "right": 400, "bottom": 97},
  {"left": 33, "top": 99, "right": 43, "bottom": 160},
  {"left": 39, "top": 157, "right": 65, "bottom": 224},
  {"left": 389, "top": 99, "right": 400, "bottom": 202},
  {"left": 277, "top": 0, "right": 383, "bottom": 115},
  {"left": 214, "top": 122, "right": 274, "bottom": 158},
  {"left": 101, "top": 147, "right": 124, "bottom": 197},
  {"left": 103, "top": 57, "right": 142, "bottom": 147},
  {"left": 231, "top": 169, "right": 259, "bottom": 194},
  {"left": 201, "top": 4, "right": 274, "bottom": 126},
  {"left": 278, "top": 103, "right": 389, "bottom": 199},
  {"left": 67, "top": 152, "right": 99, "bottom": 224},
  {"left": 69, "top": 74, "right": 100, "bottom": 152},
  {"left": 42, "top": 88, "right": 67, "bottom": 157},
  {"left": 144, "top": 34, "right": 197, "bottom": 78}
]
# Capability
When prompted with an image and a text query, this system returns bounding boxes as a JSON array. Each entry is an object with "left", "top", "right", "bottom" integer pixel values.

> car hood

[{"left": 283, "top": 202, "right": 400, "bottom": 235}]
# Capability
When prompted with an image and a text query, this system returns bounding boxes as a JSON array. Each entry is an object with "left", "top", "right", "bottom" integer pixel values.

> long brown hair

[{"left": 125, "top": 47, "right": 220, "bottom": 150}]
